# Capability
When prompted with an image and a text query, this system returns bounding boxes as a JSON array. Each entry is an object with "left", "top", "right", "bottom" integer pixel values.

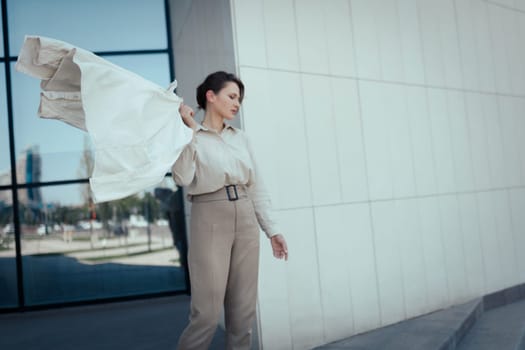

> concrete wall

[
  {"left": 230, "top": 0, "right": 525, "bottom": 349},
  {"left": 169, "top": 0, "right": 238, "bottom": 127}
]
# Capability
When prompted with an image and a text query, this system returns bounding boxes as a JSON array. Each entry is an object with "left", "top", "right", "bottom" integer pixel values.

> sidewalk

[
  {"left": 315, "top": 299, "right": 480, "bottom": 350},
  {"left": 2, "top": 286, "right": 525, "bottom": 350},
  {"left": 0, "top": 295, "right": 225, "bottom": 350},
  {"left": 316, "top": 284, "right": 525, "bottom": 350}
]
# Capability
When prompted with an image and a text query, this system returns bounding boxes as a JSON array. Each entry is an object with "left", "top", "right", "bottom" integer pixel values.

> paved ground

[
  {"left": 457, "top": 299, "right": 525, "bottom": 350},
  {"left": 0, "top": 295, "right": 227, "bottom": 350},
  {"left": 316, "top": 292, "right": 525, "bottom": 350},
  {"left": 315, "top": 299, "right": 481, "bottom": 350},
  {"left": 2, "top": 286, "right": 525, "bottom": 350}
]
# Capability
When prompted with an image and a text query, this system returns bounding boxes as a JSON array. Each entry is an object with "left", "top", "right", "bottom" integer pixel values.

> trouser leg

[
  {"left": 224, "top": 199, "right": 260, "bottom": 350},
  {"left": 177, "top": 201, "right": 235, "bottom": 350}
]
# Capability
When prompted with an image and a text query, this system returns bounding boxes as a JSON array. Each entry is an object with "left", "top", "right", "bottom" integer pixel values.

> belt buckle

[{"left": 226, "top": 185, "right": 239, "bottom": 201}]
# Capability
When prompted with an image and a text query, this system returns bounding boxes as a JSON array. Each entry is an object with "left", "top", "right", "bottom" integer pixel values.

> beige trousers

[{"left": 177, "top": 186, "right": 260, "bottom": 350}]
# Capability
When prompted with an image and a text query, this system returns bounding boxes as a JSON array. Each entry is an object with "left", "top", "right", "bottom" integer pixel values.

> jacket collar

[{"left": 197, "top": 122, "right": 237, "bottom": 134}]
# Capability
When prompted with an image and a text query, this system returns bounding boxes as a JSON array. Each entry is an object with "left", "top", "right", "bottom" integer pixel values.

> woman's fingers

[
  {"left": 178, "top": 103, "right": 197, "bottom": 129},
  {"left": 179, "top": 103, "right": 195, "bottom": 118},
  {"left": 272, "top": 237, "right": 288, "bottom": 261},
  {"left": 277, "top": 242, "right": 287, "bottom": 260}
]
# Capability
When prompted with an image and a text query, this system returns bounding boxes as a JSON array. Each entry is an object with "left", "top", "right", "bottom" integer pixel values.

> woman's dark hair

[{"left": 196, "top": 71, "right": 244, "bottom": 110}]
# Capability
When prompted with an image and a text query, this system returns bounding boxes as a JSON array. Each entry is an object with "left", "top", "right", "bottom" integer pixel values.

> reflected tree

[
  {"left": 76, "top": 135, "right": 167, "bottom": 252},
  {"left": 78, "top": 135, "right": 94, "bottom": 204},
  {"left": 54, "top": 205, "right": 83, "bottom": 225},
  {"left": 0, "top": 201, "right": 11, "bottom": 227}
]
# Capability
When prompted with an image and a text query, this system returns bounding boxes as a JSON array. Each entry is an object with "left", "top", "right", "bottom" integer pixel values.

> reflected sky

[
  {"left": 0, "top": 66, "right": 8, "bottom": 182},
  {"left": 7, "top": 0, "right": 167, "bottom": 54},
  {"left": 3, "top": 0, "right": 174, "bottom": 205},
  {"left": 35, "top": 173, "right": 177, "bottom": 207},
  {"left": 39, "top": 182, "right": 85, "bottom": 207},
  {"left": 10, "top": 54, "right": 172, "bottom": 184},
  {"left": 0, "top": 4, "right": 3, "bottom": 56}
]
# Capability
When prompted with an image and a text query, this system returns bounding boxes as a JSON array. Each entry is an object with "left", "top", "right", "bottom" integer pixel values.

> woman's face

[{"left": 208, "top": 81, "right": 241, "bottom": 120}]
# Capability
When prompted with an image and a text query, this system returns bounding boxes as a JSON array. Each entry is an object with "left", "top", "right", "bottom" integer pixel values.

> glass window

[
  {"left": 8, "top": 0, "right": 167, "bottom": 55},
  {"left": 105, "top": 53, "right": 171, "bottom": 88},
  {"left": 11, "top": 63, "right": 88, "bottom": 183},
  {"left": 11, "top": 53, "right": 171, "bottom": 183},
  {"left": 0, "top": 190, "right": 18, "bottom": 308},
  {"left": 20, "top": 179, "right": 186, "bottom": 306},
  {"left": 0, "top": 3, "right": 4, "bottom": 57},
  {"left": 0, "top": 64, "right": 10, "bottom": 185}
]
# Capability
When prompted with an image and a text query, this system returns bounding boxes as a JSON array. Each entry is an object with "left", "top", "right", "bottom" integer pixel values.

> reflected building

[
  {"left": 0, "top": 169, "right": 9, "bottom": 187},
  {"left": 0, "top": 145, "right": 42, "bottom": 207}
]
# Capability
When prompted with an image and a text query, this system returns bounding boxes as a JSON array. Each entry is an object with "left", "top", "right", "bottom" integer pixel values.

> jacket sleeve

[
  {"left": 171, "top": 133, "right": 197, "bottom": 186},
  {"left": 245, "top": 135, "right": 280, "bottom": 238}
]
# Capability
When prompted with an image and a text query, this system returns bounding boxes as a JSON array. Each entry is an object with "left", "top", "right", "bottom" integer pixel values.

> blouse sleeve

[
  {"left": 171, "top": 132, "right": 197, "bottom": 186},
  {"left": 245, "top": 135, "right": 280, "bottom": 239}
]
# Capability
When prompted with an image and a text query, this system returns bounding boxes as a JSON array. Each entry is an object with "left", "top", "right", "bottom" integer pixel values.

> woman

[{"left": 172, "top": 71, "right": 288, "bottom": 350}]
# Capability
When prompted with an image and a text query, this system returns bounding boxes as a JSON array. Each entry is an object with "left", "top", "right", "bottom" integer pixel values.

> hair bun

[{"left": 195, "top": 71, "right": 244, "bottom": 110}]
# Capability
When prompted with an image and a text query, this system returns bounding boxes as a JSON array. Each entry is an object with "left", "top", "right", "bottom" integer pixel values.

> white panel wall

[
  {"left": 510, "top": 189, "right": 525, "bottom": 281},
  {"left": 427, "top": 89, "right": 456, "bottom": 194},
  {"left": 465, "top": 92, "right": 492, "bottom": 190},
  {"left": 396, "top": 199, "right": 428, "bottom": 318},
  {"left": 418, "top": 197, "right": 449, "bottom": 310},
  {"left": 281, "top": 208, "right": 324, "bottom": 350},
  {"left": 371, "top": 201, "right": 405, "bottom": 325},
  {"left": 406, "top": 86, "right": 437, "bottom": 195},
  {"left": 227, "top": 0, "right": 525, "bottom": 348},
  {"left": 438, "top": 196, "right": 469, "bottom": 302},
  {"left": 448, "top": 91, "right": 476, "bottom": 193},
  {"left": 398, "top": 0, "right": 426, "bottom": 84},
  {"left": 457, "top": 194, "right": 485, "bottom": 296},
  {"left": 331, "top": 78, "right": 368, "bottom": 202}
]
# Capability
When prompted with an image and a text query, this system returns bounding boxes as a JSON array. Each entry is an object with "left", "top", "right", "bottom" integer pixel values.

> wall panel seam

[{"left": 238, "top": 64, "right": 525, "bottom": 99}]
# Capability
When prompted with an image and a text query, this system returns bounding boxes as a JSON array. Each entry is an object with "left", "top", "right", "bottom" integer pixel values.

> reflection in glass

[
  {"left": 105, "top": 53, "right": 171, "bottom": 88},
  {"left": 0, "top": 2, "right": 3, "bottom": 57},
  {"left": 11, "top": 61, "right": 88, "bottom": 183},
  {"left": 20, "top": 179, "right": 186, "bottom": 306},
  {"left": 8, "top": 0, "right": 167, "bottom": 54},
  {"left": 11, "top": 53, "right": 171, "bottom": 183},
  {"left": 0, "top": 191, "right": 18, "bottom": 308},
  {"left": 0, "top": 65, "right": 10, "bottom": 185}
]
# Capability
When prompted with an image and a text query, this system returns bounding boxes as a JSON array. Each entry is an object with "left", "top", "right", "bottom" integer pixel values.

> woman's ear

[{"left": 205, "top": 90, "right": 215, "bottom": 104}]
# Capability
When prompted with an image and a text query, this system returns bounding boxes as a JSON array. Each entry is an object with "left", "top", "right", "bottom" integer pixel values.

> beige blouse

[{"left": 171, "top": 123, "right": 279, "bottom": 238}]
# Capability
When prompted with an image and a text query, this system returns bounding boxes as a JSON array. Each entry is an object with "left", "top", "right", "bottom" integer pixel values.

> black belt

[
  {"left": 225, "top": 185, "right": 239, "bottom": 201},
  {"left": 190, "top": 185, "right": 248, "bottom": 203}
]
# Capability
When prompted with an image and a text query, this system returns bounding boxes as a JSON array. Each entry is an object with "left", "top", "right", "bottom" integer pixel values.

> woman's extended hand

[
  {"left": 179, "top": 102, "right": 197, "bottom": 130},
  {"left": 270, "top": 234, "right": 288, "bottom": 261}
]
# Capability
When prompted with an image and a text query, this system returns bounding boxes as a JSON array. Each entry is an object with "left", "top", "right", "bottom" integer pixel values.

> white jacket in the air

[{"left": 15, "top": 35, "right": 193, "bottom": 202}]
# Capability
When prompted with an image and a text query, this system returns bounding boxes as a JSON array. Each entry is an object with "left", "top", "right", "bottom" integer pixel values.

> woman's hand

[
  {"left": 179, "top": 102, "right": 197, "bottom": 130},
  {"left": 270, "top": 234, "right": 288, "bottom": 261}
]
